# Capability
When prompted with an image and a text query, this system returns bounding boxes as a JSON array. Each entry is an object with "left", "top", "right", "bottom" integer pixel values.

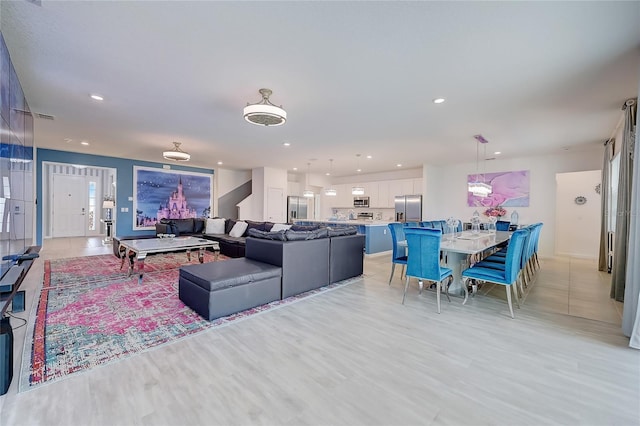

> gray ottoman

[{"left": 179, "top": 258, "right": 282, "bottom": 320}]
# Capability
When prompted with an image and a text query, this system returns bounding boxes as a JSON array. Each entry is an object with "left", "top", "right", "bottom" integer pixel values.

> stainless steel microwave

[{"left": 353, "top": 196, "right": 370, "bottom": 208}]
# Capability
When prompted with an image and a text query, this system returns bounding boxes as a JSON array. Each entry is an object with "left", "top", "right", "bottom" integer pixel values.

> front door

[{"left": 52, "top": 174, "right": 88, "bottom": 237}]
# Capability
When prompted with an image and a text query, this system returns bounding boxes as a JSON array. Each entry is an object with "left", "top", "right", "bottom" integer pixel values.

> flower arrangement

[{"left": 484, "top": 206, "right": 507, "bottom": 217}]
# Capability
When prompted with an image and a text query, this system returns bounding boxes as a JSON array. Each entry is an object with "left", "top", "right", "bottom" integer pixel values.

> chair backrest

[
  {"left": 419, "top": 221, "right": 433, "bottom": 229},
  {"left": 532, "top": 223, "right": 543, "bottom": 254},
  {"left": 504, "top": 229, "right": 527, "bottom": 283},
  {"left": 496, "top": 220, "right": 510, "bottom": 231},
  {"left": 404, "top": 222, "right": 419, "bottom": 227},
  {"left": 518, "top": 227, "right": 531, "bottom": 270},
  {"left": 525, "top": 225, "right": 537, "bottom": 262},
  {"left": 388, "top": 222, "right": 406, "bottom": 261},
  {"left": 404, "top": 227, "right": 443, "bottom": 281}
]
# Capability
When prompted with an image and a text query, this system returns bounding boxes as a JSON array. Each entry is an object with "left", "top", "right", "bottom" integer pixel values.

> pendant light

[
  {"left": 325, "top": 159, "right": 337, "bottom": 196},
  {"left": 163, "top": 142, "right": 191, "bottom": 161},
  {"left": 352, "top": 154, "right": 365, "bottom": 195},
  {"left": 468, "top": 135, "right": 492, "bottom": 197},
  {"left": 303, "top": 162, "right": 314, "bottom": 198}
]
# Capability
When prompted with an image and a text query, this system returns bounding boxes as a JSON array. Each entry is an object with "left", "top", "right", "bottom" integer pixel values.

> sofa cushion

[
  {"left": 180, "top": 258, "right": 282, "bottom": 292},
  {"left": 159, "top": 219, "right": 179, "bottom": 236},
  {"left": 327, "top": 226, "right": 358, "bottom": 237},
  {"left": 290, "top": 224, "right": 319, "bottom": 231},
  {"left": 206, "top": 218, "right": 226, "bottom": 235},
  {"left": 175, "top": 218, "right": 195, "bottom": 235},
  {"left": 270, "top": 223, "right": 292, "bottom": 232},
  {"left": 193, "top": 218, "right": 206, "bottom": 234},
  {"left": 285, "top": 228, "right": 329, "bottom": 241},
  {"left": 229, "top": 221, "right": 248, "bottom": 238},
  {"left": 264, "top": 222, "right": 275, "bottom": 232},
  {"left": 225, "top": 219, "right": 237, "bottom": 235},
  {"left": 247, "top": 228, "right": 288, "bottom": 241},
  {"left": 245, "top": 220, "right": 267, "bottom": 235}
]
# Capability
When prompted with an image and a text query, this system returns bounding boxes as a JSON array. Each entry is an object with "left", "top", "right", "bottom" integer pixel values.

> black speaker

[{"left": 0, "top": 316, "right": 14, "bottom": 395}]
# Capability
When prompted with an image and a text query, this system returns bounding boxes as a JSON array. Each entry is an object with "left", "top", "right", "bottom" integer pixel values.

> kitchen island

[{"left": 294, "top": 220, "right": 393, "bottom": 255}]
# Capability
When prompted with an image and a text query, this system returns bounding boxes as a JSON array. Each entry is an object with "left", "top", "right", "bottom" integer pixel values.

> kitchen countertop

[{"left": 295, "top": 219, "right": 393, "bottom": 226}]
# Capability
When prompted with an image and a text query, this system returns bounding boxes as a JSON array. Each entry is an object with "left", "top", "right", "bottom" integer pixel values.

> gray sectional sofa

[{"left": 178, "top": 226, "right": 365, "bottom": 320}]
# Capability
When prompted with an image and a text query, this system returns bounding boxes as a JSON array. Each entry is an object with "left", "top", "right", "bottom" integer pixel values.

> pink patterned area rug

[{"left": 20, "top": 253, "right": 361, "bottom": 392}]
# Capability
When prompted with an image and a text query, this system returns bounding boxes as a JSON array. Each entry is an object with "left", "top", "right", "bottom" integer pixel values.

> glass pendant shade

[
  {"left": 303, "top": 189, "right": 314, "bottom": 198},
  {"left": 352, "top": 186, "right": 364, "bottom": 195},
  {"left": 467, "top": 181, "right": 492, "bottom": 197},
  {"left": 324, "top": 188, "right": 337, "bottom": 196}
]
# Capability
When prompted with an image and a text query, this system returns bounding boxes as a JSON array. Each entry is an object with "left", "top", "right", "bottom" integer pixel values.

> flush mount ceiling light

[
  {"left": 468, "top": 134, "right": 492, "bottom": 197},
  {"left": 433, "top": 98, "right": 445, "bottom": 104},
  {"left": 244, "top": 88, "right": 287, "bottom": 126},
  {"left": 163, "top": 141, "right": 191, "bottom": 161}
]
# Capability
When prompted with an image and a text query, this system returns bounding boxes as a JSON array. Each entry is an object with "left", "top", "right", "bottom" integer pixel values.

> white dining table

[{"left": 399, "top": 230, "right": 511, "bottom": 303}]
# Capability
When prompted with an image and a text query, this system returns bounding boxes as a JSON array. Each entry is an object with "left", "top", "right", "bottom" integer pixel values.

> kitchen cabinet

[
  {"left": 377, "top": 181, "right": 389, "bottom": 208},
  {"left": 412, "top": 178, "right": 423, "bottom": 195}
]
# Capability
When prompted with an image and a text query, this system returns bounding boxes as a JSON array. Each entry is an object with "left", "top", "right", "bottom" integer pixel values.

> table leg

[
  {"left": 127, "top": 249, "right": 135, "bottom": 276},
  {"left": 186, "top": 249, "right": 192, "bottom": 262},
  {"left": 136, "top": 253, "right": 147, "bottom": 285},
  {"left": 442, "top": 251, "right": 470, "bottom": 297},
  {"left": 198, "top": 247, "right": 205, "bottom": 263}
]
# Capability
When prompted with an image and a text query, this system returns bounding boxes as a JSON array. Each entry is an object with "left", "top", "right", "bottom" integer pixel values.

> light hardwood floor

[{"left": 1, "top": 237, "right": 637, "bottom": 425}]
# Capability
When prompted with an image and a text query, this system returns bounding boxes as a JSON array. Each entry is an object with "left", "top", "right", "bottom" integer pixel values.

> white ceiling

[{"left": 2, "top": 1, "right": 639, "bottom": 177}]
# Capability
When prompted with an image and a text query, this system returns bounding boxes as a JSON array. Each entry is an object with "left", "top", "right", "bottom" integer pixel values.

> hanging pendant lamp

[
  {"left": 303, "top": 162, "right": 314, "bottom": 198},
  {"left": 325, "top": 159, "right": 337, "bottom": 196},
  {"left": 352, "top": 154, "right": 365, "bottom": 195},
  {"left": 468, "top": 135, "right": 492, "bottom": 197}
]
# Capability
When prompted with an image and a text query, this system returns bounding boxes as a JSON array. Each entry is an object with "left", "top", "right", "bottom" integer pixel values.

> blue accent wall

[{"left": 36, "top": 149, "right": 214, "bottom": 245}]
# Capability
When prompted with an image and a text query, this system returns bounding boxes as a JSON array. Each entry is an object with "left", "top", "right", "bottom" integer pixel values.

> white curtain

[{"left": 623, "top": 98, "right": 639, "bottom": 348}]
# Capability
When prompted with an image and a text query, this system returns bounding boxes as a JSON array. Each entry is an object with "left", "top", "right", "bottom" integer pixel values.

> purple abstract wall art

[{"left": 467, "top": 170, "right": 530, "bottom": 207}]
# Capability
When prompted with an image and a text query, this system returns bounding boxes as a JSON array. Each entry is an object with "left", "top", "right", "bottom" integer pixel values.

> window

[
  {"left": 609, "top": 152, "right": 620, "bottom": 232},
  {"left": 88, "top": 181, "right": 96, "bottom": 231}
]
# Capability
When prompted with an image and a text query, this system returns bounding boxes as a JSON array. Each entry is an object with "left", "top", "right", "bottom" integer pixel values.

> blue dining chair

[
  {"left": 461, "top": 229, "right": 527, "bottom": 318},
  {"left": 388, "top": 223, "right": 408, "bottom": 285},
  {"left": 474, "top": 227, "right": 530, "bottom": 302},
  {"left": 403, "top": 227, "right": 453, "bottom": 313},
  {"left": 404, "top": 222, "right": 419, "bottom": 227}
]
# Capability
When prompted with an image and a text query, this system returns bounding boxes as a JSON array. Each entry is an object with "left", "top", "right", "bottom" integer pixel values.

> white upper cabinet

[
  {"left": 412, "top": 178, "right": 423, "bottom": 195},
  {"left": 377, "top": 181, "right": 389, "bottom": 208}
]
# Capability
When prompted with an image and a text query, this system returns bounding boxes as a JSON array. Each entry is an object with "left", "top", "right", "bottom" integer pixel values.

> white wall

[
  {"left": 423, "top": 146, "right": 602, "bottom": 258},
  {"left": 555, "top": 170, "right": 602, "bottom": 259},
  {"left": 251, "top": 167, "right": 287, "bottom": 221},
  {"left": 216, "top": 168, "right": 251, "bottom": 197},
  {"left": 332, "top": 168, "right": 422, "bottom": 184}
]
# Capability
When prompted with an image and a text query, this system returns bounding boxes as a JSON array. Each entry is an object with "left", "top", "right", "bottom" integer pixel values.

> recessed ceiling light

[
  {"left": 433, "top": 98, "right": 445, "bottom": 104},
  {"left": 282, "top": 142, "right": 291, "bottom": 147},
  {"left": 396, "top": 164, "right": 402, "bottom": 167},
  {"left": 357, "top": 168, "right": 362, "bottom": 172},
  {"left": 293, "top": 167, "right": 298, "bottom": 171},
  {"left": 325, "top": 172, "right": 330, "bottom": 176},
  {"left": 366, "top": 155, "right": 372, "bottom": 159},
  {"left": 64, "top": 138, "right": 73, "bottom": 143},
  {"left": 494, "top": 151, "right": 501, "bottom": 155},
  {"left": 217, "top": 161, "right": 223, "bottom": 165},
  {"left": 80, "top": 141, "right": 89, "bottom": 146},
  {"left": 90, "top": 94, "right": 104, "bottom": 101}
]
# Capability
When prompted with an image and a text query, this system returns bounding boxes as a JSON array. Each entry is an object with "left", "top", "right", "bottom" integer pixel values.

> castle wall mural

[{"left": 133, "top": 166, "right": 213, "bottom": 230}]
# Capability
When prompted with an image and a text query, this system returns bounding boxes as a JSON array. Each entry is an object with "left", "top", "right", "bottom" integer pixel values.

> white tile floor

[{"left": 0, "top": 237, "right": 633, "bottom": 426}]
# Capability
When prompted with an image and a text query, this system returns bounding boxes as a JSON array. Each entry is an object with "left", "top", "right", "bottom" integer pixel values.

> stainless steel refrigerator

[
  {"left": 394, "top": 195, "right": 422, "bottom": 222},
  {"left": 287, "top": 196, "right": 308, "bottom": 223}
]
